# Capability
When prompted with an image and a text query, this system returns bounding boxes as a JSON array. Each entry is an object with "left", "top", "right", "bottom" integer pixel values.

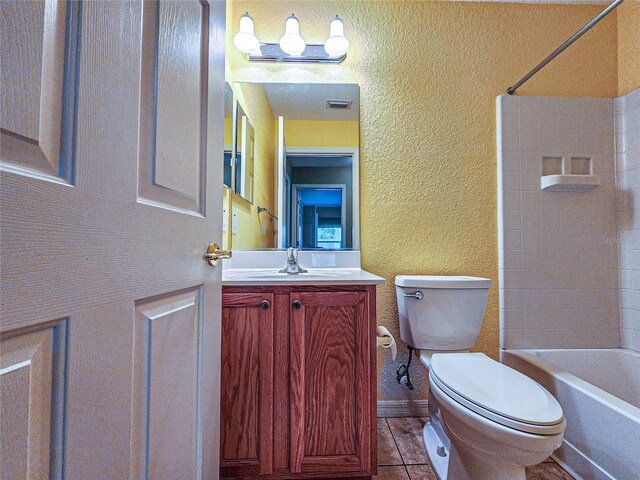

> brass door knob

[{"left": 203, "top": 243, "right": 232, "bottom": 266}]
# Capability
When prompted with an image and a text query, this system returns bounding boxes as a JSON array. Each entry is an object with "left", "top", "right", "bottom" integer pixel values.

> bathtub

[{"left": 502, "top": 349, "right": 640, "bottom": 480}]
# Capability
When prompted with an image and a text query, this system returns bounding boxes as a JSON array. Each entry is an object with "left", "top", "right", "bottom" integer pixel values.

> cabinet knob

[
  {"left": 260, "top": 300, "right": 270, "bottom": 310},
  {"left": 292, "top": 300, "right": 302, "bottom": 310}
]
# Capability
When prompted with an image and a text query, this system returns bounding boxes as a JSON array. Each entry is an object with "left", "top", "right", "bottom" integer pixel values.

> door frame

[
  {"left": 284, "top": 146, "right": 360, "bottom": 249},
  {"left": 292, "top": 184, "right": 346, "bottom": 248}
]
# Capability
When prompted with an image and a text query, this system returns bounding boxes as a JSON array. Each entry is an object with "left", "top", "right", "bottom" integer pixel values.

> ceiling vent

[{"left": 325, "top": 99, "right": 352, "bottom": 110}]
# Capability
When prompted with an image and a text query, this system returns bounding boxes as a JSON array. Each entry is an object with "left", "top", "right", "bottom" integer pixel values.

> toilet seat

[{"left": 430, "top": 353, "right": 565, "bottom": 435}]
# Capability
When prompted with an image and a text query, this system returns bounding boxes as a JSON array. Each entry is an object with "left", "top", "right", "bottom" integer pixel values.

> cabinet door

[
  {"left": 289, "top": 291, "right": 373, "bottom": 476},
  {"left": 220, "top": 293, "right": 274, "bottom": 477}
]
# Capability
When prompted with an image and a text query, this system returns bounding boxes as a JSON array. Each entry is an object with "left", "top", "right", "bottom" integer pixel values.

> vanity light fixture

[
  {"left": 324, "top": 15, "right": 350, "bottom": 57},
  {"left": 233, "top": 12, "right": 260, "bottom": 54},
  {"left": 233, "top": 13, "right": 349, "bottom": 64},
  {"left": 279, "top": 14, "right": 306, "bottom": 56}
]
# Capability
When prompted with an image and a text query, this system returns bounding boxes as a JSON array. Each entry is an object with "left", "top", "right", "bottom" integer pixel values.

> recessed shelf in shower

[{"left": 540, "top": 155, "right": 600, "bottom": 191}]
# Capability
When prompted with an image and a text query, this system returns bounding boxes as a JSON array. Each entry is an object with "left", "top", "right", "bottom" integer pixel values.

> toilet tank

[{"left": 395, "top": 276, "right": 492, "bottom": 351}]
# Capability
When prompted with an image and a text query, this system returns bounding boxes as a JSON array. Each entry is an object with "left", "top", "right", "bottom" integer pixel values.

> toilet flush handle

[{"left": 403, "top": 291, "right": 424, "bottom": 300}]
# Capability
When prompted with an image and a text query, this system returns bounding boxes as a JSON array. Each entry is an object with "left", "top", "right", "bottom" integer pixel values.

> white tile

[
  {"left": 559, "top": 133, "right": 578, "bottom": 151},
  {"left": 540, "top": 192, "right": 563, "bottom": 211},
  {"left": 501, "top": 152, "right": 521, "bottom": 172},
  {"left": 502, "top": 114, "right": 519, "bottom": 133},
  {"left": 522, "top": 250, "right": 543, "bottom": 270},
  {"left": 621, "top": 289, "right": 640, "bottom": 311},
  {"left": 558, "top": 114, "right": 578, "bottom": 134},
  {"left": 522, "top": 329, "right": 562, "bottom": 349},
  {"left": 501, "top": 328, "right": 525, "bottom": 349},
  {"left": 621, "top": 329, "right": 640, "bottom": 351},
  {"left": 502, "top": 287, "right": 523, "bottom": 309},
  {"left": 501, "top": 192, "right": 520, "bottom": 212},
  {"left": 615, "top": 111, "right": 626, "bottom": 135},
  {"left": 521, "top": 270, "right": 544, "bottom": 289},
  {"left": 520, "top": 131, "right": 539, "bottom": 152},
  {"left": 520, "top": 114, "right": 539, "bottom": 134},
  {"left": 539, "top": 113, "right": 558, "bottom": 134},
  {"left": 621, "top": 309, "right": 640, "bottom": 331},
  {"left": 561, "top": 328, "right": 620, "bottom": 349},
  {"left": 501, "top": 133, "right": 520, "bottom": 153},
  {"left": 501, "top": 308, "right": 524, "bottom": 328},
  {"left": 502, "top": 210, "right": 522, "bottom": 229},
  {"left": 520, "top": 171, "right": 540, "bottom": 191},
  {"left": 540, "top": 133, "right": 561, "bottom": 152},
  {"left": 521, "top": 210, "right": 541, "bottom": 230},
  {"left": 519, "top": 97, "right": 539, "bottom": 114},
  {"left": 503, "top": 169, "right": 521, "bottom": 191},
  {"left": 520, "top": 150, "right": 541, "bottom": 173},
  {"left": 627, "top": 146, "right": 640, "bottom": 171},
  {"left": 503, "top": 250, "right": 523, "bottom": 270},
  {"left": 521, "top": 191, "right": 540, "bottom": 210},
  {"left": 620, "top": 269, "right": 640, "bottom": 290},
  {"left": 540, "top": 210, "right": 562, "bottom": 230},
  {"left": 499, "top": 95, "right": 519, "bottom": 114},
  {"left": 522, "top": 231, "right": 541, "bottom": 250},
  {"left": 537, "top": 309, "right": 564, "bottom": 329},
  {"left": 538, "top": 97, "right": 558, "bottom": 116},
  {"left": 503, "top": 230, "right": 522, "bottom": 250}
]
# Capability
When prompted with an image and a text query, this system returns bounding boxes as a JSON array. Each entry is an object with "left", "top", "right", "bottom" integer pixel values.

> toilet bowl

[
  {"left": 428, "top": 353, "right": 565, "bottom": 480},
  {"left": 395, "top": 275, "right": 566, "bottom": 480}
]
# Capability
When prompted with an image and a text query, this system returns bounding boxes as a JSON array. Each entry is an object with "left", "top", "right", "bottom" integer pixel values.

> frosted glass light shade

[
  {"left": 233, "top": 12, "right": 260, "bottom": 54},
  {"left": 324, "top": 15, "right": 349, "bottom": 57},
  {"left": 279, "top": 14, "right": 306, "bottom": 56}
]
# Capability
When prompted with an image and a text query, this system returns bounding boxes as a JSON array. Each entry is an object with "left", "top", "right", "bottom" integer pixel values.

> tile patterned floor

[{"left": 375, "top": 417, "right": 574, "bottom": 480}]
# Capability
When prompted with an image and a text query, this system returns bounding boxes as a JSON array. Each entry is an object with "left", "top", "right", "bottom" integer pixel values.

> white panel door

[{"left": 0, "top": 1, "right": 225, "bottom": 478}]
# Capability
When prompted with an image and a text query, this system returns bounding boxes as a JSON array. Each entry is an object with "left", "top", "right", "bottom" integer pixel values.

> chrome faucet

[{"left": 279, "top": 247, "right": 308, "bottom": 274}]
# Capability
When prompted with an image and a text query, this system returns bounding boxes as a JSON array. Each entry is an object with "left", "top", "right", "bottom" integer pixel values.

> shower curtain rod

[{"left": 506, "top": 0, "right": 625, "bottom": 95}]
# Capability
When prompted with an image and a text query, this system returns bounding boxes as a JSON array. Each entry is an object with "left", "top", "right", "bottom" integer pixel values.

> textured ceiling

[{"left": 262, "top": 83, "right": 360, "bottom": 121}]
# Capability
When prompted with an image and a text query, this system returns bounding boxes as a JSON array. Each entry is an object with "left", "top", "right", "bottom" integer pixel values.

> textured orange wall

[
  {"left": 617, "top": 0, "right": 640, "bottom": 95},
  {"left": 227, "top": 0, "right": 619, "bottom": 400}
]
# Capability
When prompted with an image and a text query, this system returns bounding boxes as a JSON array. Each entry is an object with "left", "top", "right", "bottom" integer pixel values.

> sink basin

[
  {"left": 223, "top": 269, "right": 354, "bottom": 280},
  {"left": 221, "top": 268, "right": 385, "bottom": 286}
]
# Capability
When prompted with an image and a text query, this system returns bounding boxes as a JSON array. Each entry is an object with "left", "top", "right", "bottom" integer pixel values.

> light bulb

[
  {"left": 279, "top": 14, "right": 306, "bottom": 56},
  {"left": 324, "top": 15, "right": 350, "bottom": 57},
  {"left": 233, "top": 12, "right": 260, "bottom": 54}
]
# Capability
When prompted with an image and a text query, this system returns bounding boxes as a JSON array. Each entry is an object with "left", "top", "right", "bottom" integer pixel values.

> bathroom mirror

[{"left": 229, "top": 82, "right": 360, "bottom": 251}]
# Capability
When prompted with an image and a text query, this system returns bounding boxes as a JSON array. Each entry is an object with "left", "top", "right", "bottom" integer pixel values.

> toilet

[{"left": 395, "top": 276, "right": 566, "bottom": 480}]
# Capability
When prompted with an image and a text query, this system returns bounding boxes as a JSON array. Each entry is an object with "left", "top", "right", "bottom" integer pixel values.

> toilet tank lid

[{"left": 395, "top": 275, "right": 492, "bottom": 289}]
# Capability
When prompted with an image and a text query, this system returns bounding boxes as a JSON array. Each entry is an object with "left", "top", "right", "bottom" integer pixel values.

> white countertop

[
  {"left": 222, "top": 267, "right": 385, "bottom": 286},
  {"left": 221, "top": 250, "right": 384, "bottom": 286}
]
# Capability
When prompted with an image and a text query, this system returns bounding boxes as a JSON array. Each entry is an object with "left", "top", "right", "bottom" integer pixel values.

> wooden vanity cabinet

[{"left": 220, "top": 285, "right": 377, "bottom": 479}]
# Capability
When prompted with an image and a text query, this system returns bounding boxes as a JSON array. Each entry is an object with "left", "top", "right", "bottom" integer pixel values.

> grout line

[
  {"left": 384, "top": 418, "right": 407, "bottom": 466},
  {"left": 404, "top": 464, "right": 411, "bottom": 480}
]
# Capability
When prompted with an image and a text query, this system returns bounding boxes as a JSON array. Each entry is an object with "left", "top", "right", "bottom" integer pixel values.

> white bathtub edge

[{"left": 502, "top": 349, "right": 640, "bottom": 420}]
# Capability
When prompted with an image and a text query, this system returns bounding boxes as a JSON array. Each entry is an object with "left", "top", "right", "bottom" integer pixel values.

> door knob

[
  {"left": 292, "top": 300, "right": 302, "bottom": 310},
  {"left": 203, "top": 243, "right": 232, "bottom": 266},
  {"left": 260, "top": 300, "right": 271, "bottom": 310}
]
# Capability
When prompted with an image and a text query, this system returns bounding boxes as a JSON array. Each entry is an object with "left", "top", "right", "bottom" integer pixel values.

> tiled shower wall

[
  {"left": 497, "top": 95, "right": 620, "bottom": 349},
  {"left": 616, "top": 89, "right": 640, "bottom": 351}
]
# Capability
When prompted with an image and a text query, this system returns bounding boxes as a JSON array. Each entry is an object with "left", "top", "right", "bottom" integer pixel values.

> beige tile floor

[{"left": 375, "top": 417, "right": 574, "bottom": 480}]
